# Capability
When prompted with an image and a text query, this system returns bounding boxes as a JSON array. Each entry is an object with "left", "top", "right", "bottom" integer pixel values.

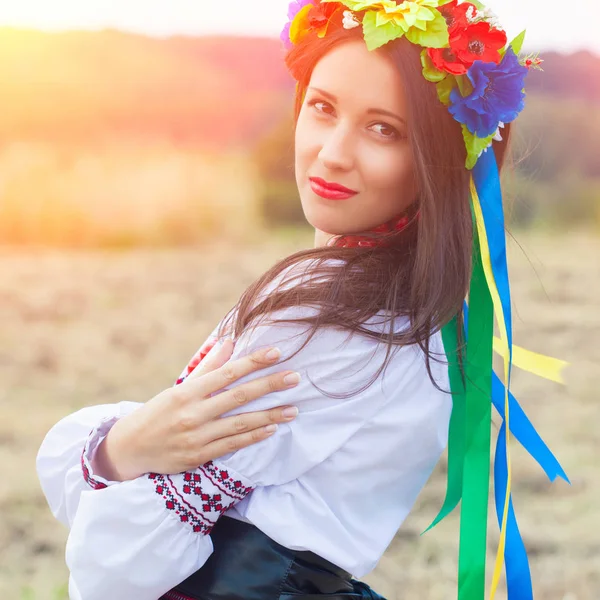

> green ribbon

[
  {"left": 430, "top": 226, "right": 494, "bottom": 600},
  {"left": 424, "top": 315, "right": 466, "bottom": 532},
  {"left": 459, "top": 234, "right": 493, "bottom": 599}
]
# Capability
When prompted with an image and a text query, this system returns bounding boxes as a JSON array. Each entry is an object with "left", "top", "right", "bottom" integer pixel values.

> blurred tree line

[{"left": 0, "top": 30, "right": 598, "bottom": 244}]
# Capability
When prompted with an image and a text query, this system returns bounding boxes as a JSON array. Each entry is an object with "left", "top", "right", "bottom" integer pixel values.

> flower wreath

[{"left": 281, "top": 0, "right": 543, "bottom": 169}]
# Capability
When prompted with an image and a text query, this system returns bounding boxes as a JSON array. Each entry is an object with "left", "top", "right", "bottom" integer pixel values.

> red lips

[{"left": 309, "top": 177, "right": 358, "bottom": 201}]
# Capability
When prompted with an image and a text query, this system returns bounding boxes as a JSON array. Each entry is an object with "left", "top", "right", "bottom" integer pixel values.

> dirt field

[{"left": 0, "top": 229, "right": 598, "bottom": 600}]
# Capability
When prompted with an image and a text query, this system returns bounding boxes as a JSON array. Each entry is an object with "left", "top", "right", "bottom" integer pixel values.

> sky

[{"left": 0, "top": 0, "right": 597, "bottom": 55}]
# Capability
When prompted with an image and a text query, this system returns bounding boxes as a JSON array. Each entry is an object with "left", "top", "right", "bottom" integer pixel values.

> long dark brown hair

[{"left": 217, "top": 21, "right": 511, "bottom": 397}]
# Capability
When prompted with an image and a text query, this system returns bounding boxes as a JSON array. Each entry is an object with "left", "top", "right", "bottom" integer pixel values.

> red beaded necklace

[{"left": 326, "top": 211, "right": 417, "bottom": 248}]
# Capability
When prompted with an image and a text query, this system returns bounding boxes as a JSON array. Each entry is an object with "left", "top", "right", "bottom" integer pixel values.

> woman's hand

[{"left": 91, "top": 339, "right": 300, "bottom": 482}]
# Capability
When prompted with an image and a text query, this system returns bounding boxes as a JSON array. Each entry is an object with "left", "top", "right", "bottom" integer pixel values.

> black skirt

[{"left": 160, "top": 516, "right": 386, "bottom": 600}]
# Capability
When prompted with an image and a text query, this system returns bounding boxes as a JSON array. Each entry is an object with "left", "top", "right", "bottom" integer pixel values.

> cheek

[
  {"left": 361, "top": 146, "right": 416, "bottom": 206},
  {"left": 294, "top": 111, "right": 319, "bottom": 170}
]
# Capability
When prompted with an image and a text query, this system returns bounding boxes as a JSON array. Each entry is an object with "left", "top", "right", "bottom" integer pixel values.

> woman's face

[{"left": 295, "top": 39, "right": 417, "bottom": 245}]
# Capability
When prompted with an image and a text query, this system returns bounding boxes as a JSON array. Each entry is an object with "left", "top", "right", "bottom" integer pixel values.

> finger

[
  {"left": 197, "top": 426, "right": 282, "bottom": 464},
  {"left": 201, "top": 406, "right": 300, "bottom": 442},
  {"left": 187, "top": 338, "right": 234, "bottom": 381},
  {"left": 196, "top": 369, "right": 301, "bottom": 421},
  {"left": 184, "top": 345, "right": 286, "bottom": 398}
]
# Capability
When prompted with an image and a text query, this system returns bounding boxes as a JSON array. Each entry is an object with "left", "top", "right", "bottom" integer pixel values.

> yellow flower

[
  {"left": 323, "top": 0, "right": 449, "bottom": 49},
  {"left": 289, "top": 4, "right": 314, "bottom": 45},
  {"left": 364, "top": 0, "right": 438, "bottom": 32}
]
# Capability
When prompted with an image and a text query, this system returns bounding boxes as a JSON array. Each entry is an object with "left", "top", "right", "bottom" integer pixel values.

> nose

[{"left": 317, "top": 124, "right": 354, "bottom": 172}]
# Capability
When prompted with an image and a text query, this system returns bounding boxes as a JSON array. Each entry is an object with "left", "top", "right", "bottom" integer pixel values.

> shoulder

[
  {"left": 228, "top": 298, "right": 448, "bottom": 414},
  {"left": 232, "top": 255, "right": 450, "bottom": 399},
  {"left": 217, "top": 315, "right": 450, "bottom": 484},
  {"left": 256, "top": 256, "right": 345, "bottom": 298}
]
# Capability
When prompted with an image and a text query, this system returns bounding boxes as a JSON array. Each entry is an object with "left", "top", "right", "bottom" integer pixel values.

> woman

[{"left": 37, "top": 2, "right": 562, "bottom": 600}]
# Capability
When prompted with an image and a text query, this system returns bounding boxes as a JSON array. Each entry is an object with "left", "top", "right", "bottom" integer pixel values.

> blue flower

[{"left": 448, "top": 48, "right": 528, "bottom": 138}]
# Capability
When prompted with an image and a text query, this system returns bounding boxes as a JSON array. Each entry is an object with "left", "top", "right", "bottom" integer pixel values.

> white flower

[
  {"left": 493, "top": 121, "right": 505, "bottom": 142},
  {"left": 465, "top": 5, "right": 483, "bottom": 22},
  {"left": 483, "top": 7, "right": 503, "bottom": 29},
  {"left": 342, "top": 10, "right": 360, "bottom": 29}
]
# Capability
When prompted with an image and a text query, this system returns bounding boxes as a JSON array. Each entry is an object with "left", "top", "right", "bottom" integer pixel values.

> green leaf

[
  {"left": 405, "top": 9, "right": 449, "bottom": 49},
  {"left": 436, "top": 75, "right": 457, "bottom": 105},
  {"left": 499, "top": 29, "right": 526, "bottom": 58},
  {"left": 462, "top": 124, "right": 495, "bottom": 170},
  {"left": 362, "top": 10, "right": 405, "bottom": 51},
  {"left": 421, "top": 49, "right": 447, "bottom": 83},
  {"left": 510, "top": 29, "right": 527, "bottom": 55}
]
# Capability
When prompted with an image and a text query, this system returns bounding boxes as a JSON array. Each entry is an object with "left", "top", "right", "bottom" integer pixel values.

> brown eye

[
  {"left": 370, "top": 123, "right": 398, "bottom": 140},
  {"left": 311, "top": 100, "right": 335, "bottom": 116}
]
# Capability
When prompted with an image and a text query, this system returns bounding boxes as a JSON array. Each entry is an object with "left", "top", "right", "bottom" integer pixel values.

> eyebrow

[{"left": 308, "top": 86, "right": 407, "bottom": 126}]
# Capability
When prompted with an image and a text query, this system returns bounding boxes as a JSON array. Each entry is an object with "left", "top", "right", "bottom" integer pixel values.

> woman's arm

[
  {"left": 59, "top": 307, "right": 445, "bottom": 600},
  {"left": 36, "top": 337, "right": 300, "bottom": 522}
]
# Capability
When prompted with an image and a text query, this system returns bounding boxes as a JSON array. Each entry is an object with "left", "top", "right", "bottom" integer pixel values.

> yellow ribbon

[
  {"left": 493, "top": 338, "right": 568, "bottom": 384},
  {"left": 470, "top": 179, "right": 511, "bottom": 600}
]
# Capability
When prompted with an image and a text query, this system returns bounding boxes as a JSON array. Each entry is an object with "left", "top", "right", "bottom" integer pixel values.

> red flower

[
  {"left": 452, "top": 21, "right": 507, "bottom": 65},
  {"left": 428, "top": 21, "right": 507, "bottom": 75},
  {"left": 438, "top": 0, "right": 477, "bottom": 34},
  {"left": 307, "top": 3, "right": 339, "bottom": 35},
  {"left": 428, "top": 46, "right": 469, "bottom": 75}
]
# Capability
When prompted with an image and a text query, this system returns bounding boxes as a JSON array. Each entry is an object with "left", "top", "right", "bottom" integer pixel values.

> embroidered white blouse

[{"left": 36, "top": 259, "right": 453, "bottom": 600}]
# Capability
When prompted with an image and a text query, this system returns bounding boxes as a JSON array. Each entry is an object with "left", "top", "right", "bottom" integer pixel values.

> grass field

[{"left": 0, "top": 229, "right": 598, "bottom": 600}]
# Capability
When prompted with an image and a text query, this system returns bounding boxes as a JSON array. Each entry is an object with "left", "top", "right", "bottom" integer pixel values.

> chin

[
  {"left": 302, "top": 210, "right": 360, "bottom": 237},
  {"left": 300, "top": 198, "right": 367, "bottom": 236}
]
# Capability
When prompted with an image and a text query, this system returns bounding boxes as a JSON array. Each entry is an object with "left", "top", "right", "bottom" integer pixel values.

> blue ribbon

[
  {"left": 493, "top": 422, "right": 532, "bottom": 600},
  {"left": 473, "top": 149, "right": 514, "bottom": 357},
  {"left": 491, "top": 376, "right": 569, "bottom": 484}
]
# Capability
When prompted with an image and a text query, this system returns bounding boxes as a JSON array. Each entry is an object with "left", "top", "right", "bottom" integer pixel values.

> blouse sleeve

[
  {"left": 35, "top": 321, "right": 223, "bottom": 532},
  {"left": 36, "top": 401, "right": 144, "bottom": 528},
  {"left": 57, "top": 306, "right": 436, "bottom": 600}
]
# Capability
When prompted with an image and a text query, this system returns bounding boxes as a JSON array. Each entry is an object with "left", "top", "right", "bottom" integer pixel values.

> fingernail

[
  {"left": 282, "top": 407, "right": 299, "bottom": 419},
  {"left": 265, "top": 424, "right": 278, "bottom": 434},
  {"left": 265, "top": 348, "right": 281, "bottom": 361},
  {"left": 283, "top": 372, "right": 301, "bottom": 386}
]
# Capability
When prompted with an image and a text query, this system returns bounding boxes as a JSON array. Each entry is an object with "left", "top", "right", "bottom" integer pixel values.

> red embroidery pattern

[
  {"left": 148, "top": 472, "right": 213, "bottom": 534},
  {"left": 202, "top": 460, "right": 254, "bottom": 500},
  {"left": 148, "top": 463, "right": 254, "bottom": 535},
  {"left": 181, "top": 471, "right": 224, "bottom": 512},
  {"left": 81, "top": 430, "right": 108, "bottom": 490}
]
